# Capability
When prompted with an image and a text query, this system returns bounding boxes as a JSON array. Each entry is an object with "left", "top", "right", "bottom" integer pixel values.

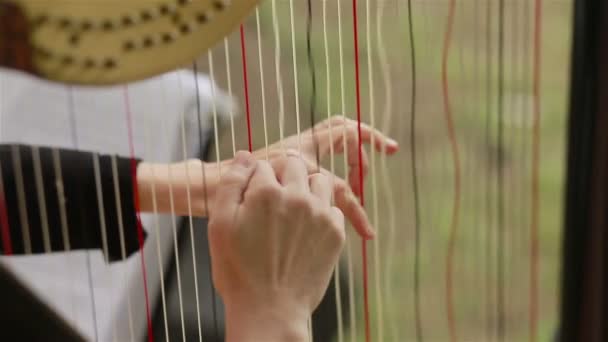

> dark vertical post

[{"left": 560, "top": 0, "right": 608, "bottom": 341}]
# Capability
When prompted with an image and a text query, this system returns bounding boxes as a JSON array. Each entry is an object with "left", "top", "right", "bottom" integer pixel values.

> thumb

[{"left": 213, "top": 151, "right": 257, "bottom": 217}]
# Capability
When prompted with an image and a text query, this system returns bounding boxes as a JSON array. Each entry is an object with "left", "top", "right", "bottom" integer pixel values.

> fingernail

[
  {"left": 234, "top": 151, "right": 253, "bottom": 167},
  {"left": 387, "top": 138, "right": 398, "bottom": 146}
]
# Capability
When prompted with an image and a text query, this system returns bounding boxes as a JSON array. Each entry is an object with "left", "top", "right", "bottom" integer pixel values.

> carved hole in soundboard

[
  {"left": 81, "top": 21, "right": 93, "bottom": 31},
  {"left": 123, "top": 40, "right": 136, "bottom": 51},
  {"left": 212, "top": 1, "right": 226, "bottom": 11},
  {"left": 177, "top": 0, "right": 190, "bottom": 7},
  {"left": 196, "top": 12, "right": 208, "bottom": 24},
  {"left": 122, "top": 15, "right": 135, "bottom": 27},
  {"left": 141, "top": 10, "right": 153, "bottom": 22},
  {"left": 83, "top": 58, "right": 95, "bottom": 68},
  {"left": 171, "top": 12, "right": 181, "bottom": 24},
  {"left": 179, "top": 23, "right": 191, "bottom": 35},
  {"left": 104, "top": 59, "right": 116, "bottom": 69},
  {"left": 159, "top": 4, "right": 170, "bottom": 15},
  {"left": 61, "top": 55, "right": 74, "bottom": 66},
  {"left": 102, "top": 20, "right": 114, "bottom": 31},
  {"left": 59, "top": 18, "right": 72, "bottom": 29},
  {"left": 162, "top": 33, "right": 175, "bottom": 44},
  {"left": 143, "top": 36, "right": 154, "bottom": 48},
  {"left": 69, "top": 34, "right": 80, "bottom": 46}
]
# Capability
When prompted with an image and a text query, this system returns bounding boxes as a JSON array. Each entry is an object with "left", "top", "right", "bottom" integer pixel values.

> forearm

[{"left": 137, "top": 159, "right": 221, "bottom": 217}]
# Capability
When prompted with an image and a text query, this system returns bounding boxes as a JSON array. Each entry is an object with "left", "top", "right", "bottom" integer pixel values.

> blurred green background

[{"left": 200, "top": 0, "right": 572, "bottom": 340}]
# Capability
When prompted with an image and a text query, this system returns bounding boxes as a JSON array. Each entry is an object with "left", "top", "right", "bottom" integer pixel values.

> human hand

[
  {"left": 258, "top": 115, "right": 399, "bottom": 196},
  {"left": 209, "top": 151, "right": 345, "bottom": 342}
]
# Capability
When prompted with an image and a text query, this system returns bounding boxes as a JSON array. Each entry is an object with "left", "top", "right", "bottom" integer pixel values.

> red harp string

[
  {"left": 530, "top": 0, "right": 543, "bottom": 339},
  {"left": 350, "top": 1, "right": 371, "bottom": 342},
  {"left": 123, "top": 86, "right": 154, "bottom": 342}
]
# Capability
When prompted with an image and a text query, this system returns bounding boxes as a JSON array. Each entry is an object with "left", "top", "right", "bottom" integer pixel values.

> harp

[{"left": 0, "top": 0, "right": 606, "bottom": 341}]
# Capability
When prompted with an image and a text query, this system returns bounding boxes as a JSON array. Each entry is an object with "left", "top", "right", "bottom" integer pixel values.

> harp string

[
  {"left": 441, "top": 0, "right": 462, "bottom": 340},
  {"left": 11, "top": 145, "right": 32, "bottom": 253},
  {"left": 497, "top": 0, "right": 506, "bottom": 338},
  {"left": 206, "top": 51, "right": 224, "bottom": 340},
  {"left": 255, "top": 7, "right": 270, "bottom": 160},
  {"left": 192, "top": 65, "right": 219, "bottom": 340},
  {"left": 142, "top": 90, "right": 170, "bottom": 342},
  {"left": 92, "top": 153, "right": 118, "bottom": 341},
  {"left": 403, "top": 0, "right": 421, "bottom": 340},
  {"left": 336, "top": 1, "right": 358, "bottom": 340},
  {"left": 484, "top": 1, "right": 495, "bottom": 339},
  {"left": 122, "top": 86, "right": 154, "bottom": 342},
  {"left": 182, "top": 69, "right": 204, "bottom": 341},
  {"left": 505, "top": 2, "right": 518, "bottom": 336},
  {"left": 31, "top": 147, "right": 51, "bottom": 252},
  {"left": 529, "top": 0, "right": 542, "bottom": 339},
  {"left": 223, "top": 38, "right": 237, "bottom": 157},
  {"left": 363, "top": 0, "right": 384, "bottom": 341},
  {"left": 68, "top": 87, "right": 101, "bottom": 341},
  {"left": 288, "top": 0, "right": 302, "bottom": 153},
  {"left": 306, "top": 0, "right": 320, "bottom": 172},
  {"left": 349, "top": 1, "right": 371, "bottom": 342},
  {"left": 110, "top": 152, "right": 136, "bottom": 341},
  {"left": 305, "top": 0, "right": 318, "bottom": 339},
  {"left": 322, "top": 0, "right": 344, "bottom": 341},
  {"left": 239, "top": 25, "right": 253, "bottom": 153},
  {"left": 376, "top": 0, "right": 397, "bottom": 340},
  {"left": 472, "top": 0, "right": 483, "bottom": 332},
  {"left": 270, "top": 0, "right": 287, "bottom": 152}
]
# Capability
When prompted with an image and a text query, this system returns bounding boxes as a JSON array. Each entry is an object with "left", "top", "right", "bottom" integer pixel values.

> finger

[
  {"left": 244, "top": 160, "right": 281, "bottom": 196},
  {"left": 343, "top": 129, "right": 369, "bottom": 196},
  {"left": 329, "top": 207, "right": 345, "bottom": 231},
  {"left": 214, "top": 151, "right": 257, "bottom": 215},
  {"left": 315, "top": 116, "right": 399, "bottom": 156},
  {"left": 309, "top": 173, "right": 331, "bottom": 205},
  {"left": 333, "top": 178, "right": 374, "bottom": 239},
  {"left": 277, "top": 156, "right": 309, "bottom": 192}
]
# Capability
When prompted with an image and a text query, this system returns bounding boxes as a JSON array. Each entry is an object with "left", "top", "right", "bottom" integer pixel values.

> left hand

[{"left": 257, "top": 116, "right": 399, "bottom": 196}]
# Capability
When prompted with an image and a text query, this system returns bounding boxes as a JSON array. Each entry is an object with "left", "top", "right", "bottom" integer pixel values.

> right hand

[{"left": 208, "top": 151, "right": 346, "bottom": 342}]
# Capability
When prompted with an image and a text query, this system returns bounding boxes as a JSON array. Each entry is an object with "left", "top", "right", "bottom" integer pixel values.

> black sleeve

[{"left": 0, "top": 144, "right": 147, "bottom": 262}]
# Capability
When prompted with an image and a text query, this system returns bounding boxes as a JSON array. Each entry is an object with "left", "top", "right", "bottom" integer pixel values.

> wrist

[
  {"left": 137, "top": 160, "right": 220, "bottom": 217},
  {"left": 224, "top": 297, "right": 309, "bottom": 342}
]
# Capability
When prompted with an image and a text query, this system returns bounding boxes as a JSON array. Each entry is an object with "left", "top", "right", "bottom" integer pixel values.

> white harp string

[
  {"left": 143, "top": 93, "right": 170, "bottom": 342},
  {"left": 336, "top": 0, "right": 357, "bottom": 340},
  {"left": 224, "top": 38, "right": 237, "bottom": 156},
  {"left": 376, "top": 0, "right": 397, "bottom": 339},
  {"left": 271, "top": 0, "right": 286, "bottom": 152},
  {"left": 52, "top": 149, "right": 70, "bottom": 252},
  {"left": 364, "top": 0, "right": 384, "bottom": 340},
  {"left": 168, "top": 77, "right": 187, "bottom": 342},
  {"left": 288, "top": 0, "right": 302, "bottom": 153},
  {"left": 322, "top": 0, "right": 343, "bottom": 341},
  {"left": 255, "top": 7, "right": 270, "bottom": 160},
  {"left": 110, "top": 155, "right": 136, "bottom": 342},
  {"left": 66, "top": 88, "right": 100, "bottom": 341},
  {"left": 31, "top": 147, "right": 51, "bottom": 252},
  {"left": 92, "top": 153, "right": 118, "bottom": 341},
  {"left": 11, "top": 145, "right": 32, "bottom": 254},
  {"left": 209, "top": 53, "right": 223, "bottom": 175},
  {"left": 179, "top": 71, "right": 203, "bottom": 342}
]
